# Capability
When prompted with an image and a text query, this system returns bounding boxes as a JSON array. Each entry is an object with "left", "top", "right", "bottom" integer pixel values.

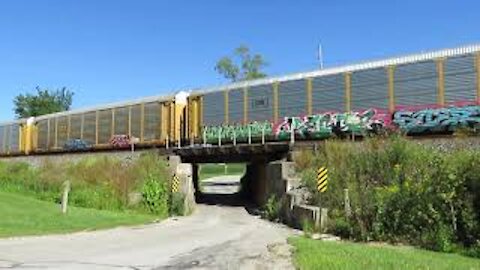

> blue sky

[{"left": 0, "top": 0, "right": 479, "bottom": 121}]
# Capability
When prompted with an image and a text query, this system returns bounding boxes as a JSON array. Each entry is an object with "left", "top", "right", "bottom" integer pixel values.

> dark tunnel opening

[{"left": 192, "top": 163, "right": 258, "bottom": 209}]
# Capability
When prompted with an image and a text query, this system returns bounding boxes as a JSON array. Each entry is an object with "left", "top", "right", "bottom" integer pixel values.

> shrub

[
  {"left": 302, "top": 219, "right": 318, "bottom": 237},
  {"left": 262, "top": 195, "right": 282, "bottom": 222},
  {"left": 422, "top": 223, "right": 454, "bottom": 252},
  {"left": 329, "top": 217, "right": 353, "bottom": 239},
  {"left": 169, "top": 192, "right": 185, "bottom": 216},
  {"left": 297, "top": 136, "right": 480, "bottom": 254},
  {"left": 141, "top": 173, "right": 169, "bottom": 217}
]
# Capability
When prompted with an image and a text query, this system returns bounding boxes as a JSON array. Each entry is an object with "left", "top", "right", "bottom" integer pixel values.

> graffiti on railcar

[
  {"left": 393, "top": 105, "right": 480, "bottom": 135},
  {"left": 201, "top": 105, "right": 480, "bottom": 142},
  {"left": 274, "top": 109, "right": 389, "bottom": 140},
  {"left": 203, "top": 121, "right": 273, "bottom": 143},
  {"left": 110, "top": 135, "right": 132, "bottom": 148},
  {"left": 64, "top": 139, "right": 92, "bottom": 151}
]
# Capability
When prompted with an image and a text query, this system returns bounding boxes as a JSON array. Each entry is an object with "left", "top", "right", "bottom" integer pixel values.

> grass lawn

[
  {"left": 289, "top": 236, "right": 480, "bottom": 270},
  {"left": 0, "top": 191, "right": 157, "bottom": 238},
  {"left": 199, "top": 163, "right": 245, "bottom": 180}
]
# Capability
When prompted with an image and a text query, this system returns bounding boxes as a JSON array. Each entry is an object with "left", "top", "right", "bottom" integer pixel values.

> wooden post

[
  {"left": 344, "top": 188, "right": 352, "bottom": 218},
  {"left": 61, "top": 180, "right": 71, "bottom": 214}
]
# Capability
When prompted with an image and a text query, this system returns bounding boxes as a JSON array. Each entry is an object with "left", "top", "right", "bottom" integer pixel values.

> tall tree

[
  {"left": 215, "top": 45, "right": 267, "bottom": 82},
  {"left": 13, "top": 87, "right": 74, "bottom": 118}
]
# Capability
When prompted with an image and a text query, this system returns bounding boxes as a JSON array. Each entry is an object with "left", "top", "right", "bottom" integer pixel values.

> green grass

[
  {"left": 199, "top": 163, "right": 245, "bottom": 180},
  {"left": 0, "top": 191, "right": 156, "bottom": 238},
  {"left": 289, "top": 237, "right": 480, "bottom": 270}
]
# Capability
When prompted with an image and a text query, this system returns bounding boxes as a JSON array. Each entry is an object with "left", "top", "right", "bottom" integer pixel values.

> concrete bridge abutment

[{"left": 167, "top": 155, "right": 196, "bottom": 215}]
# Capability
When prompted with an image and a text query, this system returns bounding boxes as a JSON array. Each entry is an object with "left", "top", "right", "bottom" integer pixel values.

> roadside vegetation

[
  {"left": 199, "top": 163, "right": 245, "bottom": 180},
  {"left": 289, "top": 236, "right": 480, "bottom": 270},
  {"left": 0, "top": 191, "right": 155, "bottom": 237},
  {"left": 296, "top": 135, "right": 480, "bottom": 258},
  {"left": 0, "top": 152, "right": 184, "bottom": 236}
]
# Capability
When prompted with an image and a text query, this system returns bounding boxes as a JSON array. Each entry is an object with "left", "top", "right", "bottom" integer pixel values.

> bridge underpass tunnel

[
  {"left": 192, "top": 162, "right": 250, "bottom": 206},
  {"left": 191, "top": 159, "right": 292, "bottom": 208}
]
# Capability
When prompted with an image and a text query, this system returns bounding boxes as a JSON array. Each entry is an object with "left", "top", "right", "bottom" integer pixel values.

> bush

[
  {"left": 302, "top": 219, "right": 318, "bottom": 237},
  {"left": 141, "top": 173, "right": 169, "bottom": 217},
  {"left": 262, "top": 195, "right": 282, "bottom": 222},
  {"left": 330, "top": 217, "right": 353, "bottom": 239},
  {"left": 169, "top": 192, "right": 185, "bottom": 216},
  {"left": 297, "top": 136, "right": 480, "bottom": 254},
  {"left": 422, "top": 224, "right": 454, "bottom": 252}
]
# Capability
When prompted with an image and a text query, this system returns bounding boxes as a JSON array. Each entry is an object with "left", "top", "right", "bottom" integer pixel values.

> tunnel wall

[{"left": 243, "top": 160, "right": 298, "bottom": 206}]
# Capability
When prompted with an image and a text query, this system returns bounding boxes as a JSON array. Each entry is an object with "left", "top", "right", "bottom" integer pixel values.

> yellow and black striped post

[
  {"left": 317, "top": 167, "right": 328, "bottom": 193},
  {"left": 171, "top": 174, "right": 180, "bottom": 193}
]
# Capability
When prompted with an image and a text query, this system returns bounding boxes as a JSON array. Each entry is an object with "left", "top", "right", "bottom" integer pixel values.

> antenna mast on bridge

[{"left": 317, "top": 43, "right": 324, "bottom": 69}]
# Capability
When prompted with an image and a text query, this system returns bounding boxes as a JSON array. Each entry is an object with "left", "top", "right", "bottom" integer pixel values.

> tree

[
  {"left": 13, "top": 87, "right": 74, "bottom": 118},
  {"left": 215, "top": 45, "right": 267, "bottom": 82}
]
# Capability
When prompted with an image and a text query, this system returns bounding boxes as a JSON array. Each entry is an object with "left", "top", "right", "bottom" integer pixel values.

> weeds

[
  {"left": 0, "top": 152, "right": 172, "bottom": 216},
  {"left": 298, "top": 136, "right": 480, "bottom": 257},
  {"left": 262, "top": 195, "right": 282, "bottom": 222}
]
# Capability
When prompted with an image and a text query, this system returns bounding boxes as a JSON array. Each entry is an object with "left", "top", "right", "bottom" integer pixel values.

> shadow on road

[
  {"left": 196, "top": 192, "right": 262, "bottom": 216},
  {"left": 196, "top": 192, "right": 246, "bottom": 207},
  {"left": 195, "top": 175, "right": 262, "bottom": 216}
]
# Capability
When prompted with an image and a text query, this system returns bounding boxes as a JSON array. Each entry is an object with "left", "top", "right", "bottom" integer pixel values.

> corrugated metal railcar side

[
  {"left": 0, "top": 122, "right": 23, "bottom": 155},
  {"left": 33, "top": 97, "right": 174, "bottom": 152}
]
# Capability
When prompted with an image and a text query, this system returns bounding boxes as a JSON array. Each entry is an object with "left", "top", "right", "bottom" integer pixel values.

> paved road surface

[{"left": 0, "top": 176, "right": 295, "bottom": 270}]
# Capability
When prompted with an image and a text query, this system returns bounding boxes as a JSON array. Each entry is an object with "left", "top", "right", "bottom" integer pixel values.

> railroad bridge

[{"left": 1, "top": 44, "right": 480, "bottom": 220}]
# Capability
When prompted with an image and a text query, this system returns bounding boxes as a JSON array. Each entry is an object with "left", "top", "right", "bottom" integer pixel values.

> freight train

[{"left": 1, "top": 44, "right": 480, "bottom": 156}]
